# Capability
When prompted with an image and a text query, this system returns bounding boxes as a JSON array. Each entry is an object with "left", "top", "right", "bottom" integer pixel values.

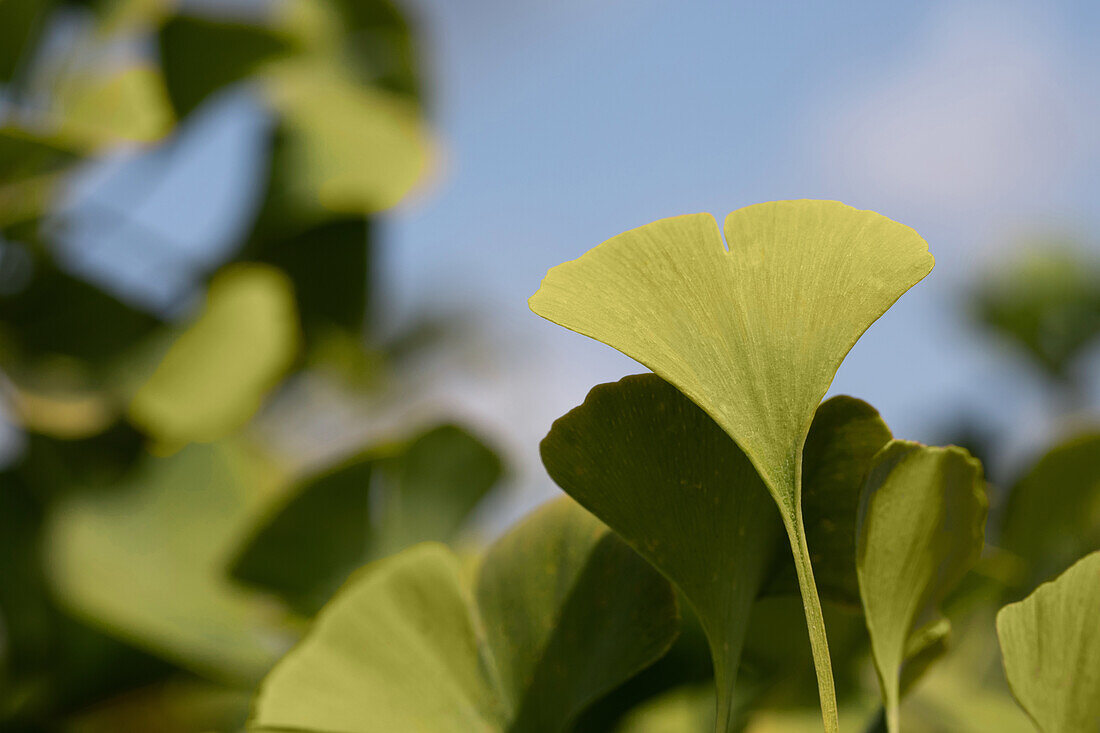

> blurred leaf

[
  {"left": 975, "top": 246, "right": 1100, "bottom": 380},
  {"left": 250, "top": 498, "right": 679, "bottom": 733},
  {"left": 158, "top": 14, "right": 294, "bottom": 118},
  {"left": 997, "top": 550, "right": 1100, "bottom": 732},
  {"left": 52, "top": 63, "right": 174, "bottom": 149},
  {"left": 999, "top": 433, "right": 1100, "bottom": 593},
  {"left": 0, "top": 0, "right": 55, "bottom": 84},
  {"left": 857, "top": 442, "right": 987, "bottom": 732},
  {"left": 45, "top": 442, "right": 294, "bottom": 682},
  {"left": 230, "top": 423, "right": 502, "bottom": 614},
  {"left": 65, "top": 678, "right": 251, "bottom": 733},
  {"left": 248, "top": 216, "right": 371, "bottom": 341},
  {"left": 614, "top": 684, "right": 716, "bottom": 733},
  {"left": 0, "top": 469, "right": 172, "bottom": 729},
  {"left": 259, "top": 60, "right": 430, "bottom": 218},
  {"left": 764, "top": 396, "right": 892, "bottom": 605},
  {"left": 0, "top": 254, "right": 161, "bottom": 366},
  {"left": 541, "top": 374, "right": 781, "bottom": 731},
  {"left": 128, "top": 263, "right": 300, "bottom": 446}
]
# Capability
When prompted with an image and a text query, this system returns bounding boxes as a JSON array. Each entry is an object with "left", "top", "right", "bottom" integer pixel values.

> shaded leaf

[
  {"left": 52, "top": 64, "right": 174, "bottom": 149},
  {"left": 230, "top": 424, "right": 503, "bottom": 614},
  {"left": 128, "top": 264, "right": 300, "bottom": 445},
  {"left": 999, "top": 433, "right": 1100, "bottom": 593},
  {"left": 765, "top": 396, "right": 892, "bottom": 605},
  {"left": 0, "top": 0, "right": 54, "bottom": 84},
  {"left": 974, "top": 246, "right": 1100, "bottom": 380},
  {"left": 541, "top": 374, "right": 780, "bottom": 730},
  {"left": 857, "top": 441, "right": 987, "bottom": 731},
  {"left": 997, "top": 550, "right": 1100, "bottom": 733},
  {"left": 158, "top": 13, "right": 293, "bottom": 118},
  {"left": 45, "top": 442, "right": 293, "bottom": 681},
  {"left": 250, "top": 497, "right": 679, "bottom": 733}
]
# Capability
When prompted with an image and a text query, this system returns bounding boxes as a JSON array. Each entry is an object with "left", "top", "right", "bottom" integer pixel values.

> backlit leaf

[
  {"left": 250, "top": 497, "right": 679, "bottom": 733},
  {"left": 45, "top": 443, "right": 293, "bottom": 682},
  {"left": 856, "top": 441, "right": 987, "bottom": 732},
  {"left": 997, "top": 550, "right": 1100, "bottom": 733},
  {"left": 128, "top": 264, "right": 300, "bottom": 446}
]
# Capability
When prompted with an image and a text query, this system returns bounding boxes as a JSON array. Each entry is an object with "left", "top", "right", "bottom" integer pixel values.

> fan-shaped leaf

[
  {"left": 250, "top": 497, "right": 679, "bottom": 733},
  {"left": 541, "top": 374, "right": 780, "bottom": 730},
  {"left": 997, "top": 550, "right": 1100, "bottom": 733},
  {"left": 857, "top": 441, "right": 987, "bottom": 731}
]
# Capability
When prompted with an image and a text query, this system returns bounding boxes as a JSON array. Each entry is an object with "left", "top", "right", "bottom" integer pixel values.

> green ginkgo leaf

[
  {"left": 856, "top": 441, "right": 987, "bottom": 732},
  {"left": 766, "top": 395, "right": 892, "bottom": 605},
  {"left": 45, "top": 442, "right": 293, "bottom": 682},
  {"left": 999, "top": 433, "right": 1100, "bottom": 593},
  {"left": 531, "top": 200, "right": 933, "bottom": 730},
  {"left": 540, "top": 374, "right": 781, "bottom": 731},
  {"left": 230, "top": 424, "right": 503, "bottom": 614},
  {"left": 128, "top": 264, "right": 300, "bottom": 446},
  {"left": 996, "top": 550, "right": 1100, "bottom": 733},
  {"left": 250, "top": 497, "right": 679, "bottom": 733}
]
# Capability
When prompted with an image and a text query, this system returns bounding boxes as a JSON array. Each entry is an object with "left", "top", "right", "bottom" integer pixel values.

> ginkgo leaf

[
  {"left": 250, "top": 497, "right": 679, "bottom": 733},
  {"left": 128, "top": 264, "right": 300, "bottom": 446},
  {"left": 856, "top": 441, "right": 987, "bottom": 732},
  {"left": 532, "top": 200, "right": 932, "bottom": 730},
  {"left": 260, "top": 60, "right": 430, "bottom": 218},
  {"left": 999, "top": 433, "right": 1100, "bottom": 593},
  {"left": 540, "top": 374, "right": 781, "bottom": 731},
  {"left": 230, "top": 424, "right": 503, "bottom": 614},
  {"left": 765, "top": 395, "right": 892, "bottom": 605},
  {"left": 529, "top": 200, "right": 931, "bottom": 514},
  {"left": 45, "top": 442, "right": 293, "bottom": 682},
  {"left": 997, "top": 550, "right": 1100, "bottom": 733}
]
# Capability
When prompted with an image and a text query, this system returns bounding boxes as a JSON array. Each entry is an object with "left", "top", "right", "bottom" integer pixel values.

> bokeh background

[{"left": 0, "top": 0, "right": 1097, "bottom": 731}]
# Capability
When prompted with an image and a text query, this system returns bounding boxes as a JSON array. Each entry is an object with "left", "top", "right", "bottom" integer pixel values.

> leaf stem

[{"left": 785, "top": 506, "right": 840, "bottom": 733}]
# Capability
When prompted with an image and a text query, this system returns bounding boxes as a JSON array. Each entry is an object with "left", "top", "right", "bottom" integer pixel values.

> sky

[
  {"left": 377, "top": 0, "right": 1100, "bottom": 527},
  {"left": 47, "top": 0, "right": 1100, "bottom": 529}
]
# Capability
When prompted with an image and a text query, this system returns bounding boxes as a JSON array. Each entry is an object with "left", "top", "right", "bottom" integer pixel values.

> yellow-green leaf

[
  {"left": 997, "top": 550, "right": 1100, "bottom": 733},
  {"left": 128, "top": 264, "right": 300, "bottom": 445},
  {"left": 250, "top": 497, "right": 679, "bottom": 733},
  {"left": 857, "top": 441, "right": 987, "bottom": 732},
  {"left": 45, "top": 443, "right": 292, "bottom": 682}
]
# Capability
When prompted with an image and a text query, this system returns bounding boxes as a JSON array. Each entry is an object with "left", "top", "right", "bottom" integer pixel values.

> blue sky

[
  {"left": 376, "top": 0, "right": 1100, "bottom": 524},
  {"left": 47, "top": 0, "right": 1100, "bottom": 526}
]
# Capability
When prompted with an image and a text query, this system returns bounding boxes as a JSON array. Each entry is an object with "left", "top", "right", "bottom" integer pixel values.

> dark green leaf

[{"left": 541, "top": 373, "right": 781, "bottom": 731}]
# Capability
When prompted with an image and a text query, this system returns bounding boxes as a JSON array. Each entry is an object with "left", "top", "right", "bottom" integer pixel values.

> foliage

[{"left": 2, "top": 3, "right": 1098, "bottom": 733}]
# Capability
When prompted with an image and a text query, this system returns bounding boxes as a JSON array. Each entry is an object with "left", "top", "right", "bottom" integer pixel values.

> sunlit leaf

[
  {"left": 45, "top": 442, "right": 293, "bottom": 682},
  {"left": 250, "top": 498, "right": 679, "bottom": 732},
  {"left": 997, "top": 550, "right": 1100, "bottom": 732},
  {"left": 532, "top": 201, "right": 932, "bottom": 731},
  {"left": 230, "top": 424, "right": 503, "bottom": 614},
  {"left": 53, "top": 64, "right": 174, "bottom": 149},
  {"left": 614, "top": 684, "right": 716, "bottom": 733},
  {"left": 999, "top": 433, "right": 1100, "bottom": 593},
  {"left": 128, "top": 264, "right": 300, "bottom": 446},
  {"left": 260, "top": 60, "right": 430, "bottom": 218},
  {"left": 541, "top": 374, "right": 780, "bottom": 731},
  {"left": 856, "top": 441, "right": 987, "bottom": 732}
]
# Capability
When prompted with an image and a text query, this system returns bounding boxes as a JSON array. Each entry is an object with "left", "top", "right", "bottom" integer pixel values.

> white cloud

[{"left": 812, "top": 2, "right": 1098, "bottom": 219}]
